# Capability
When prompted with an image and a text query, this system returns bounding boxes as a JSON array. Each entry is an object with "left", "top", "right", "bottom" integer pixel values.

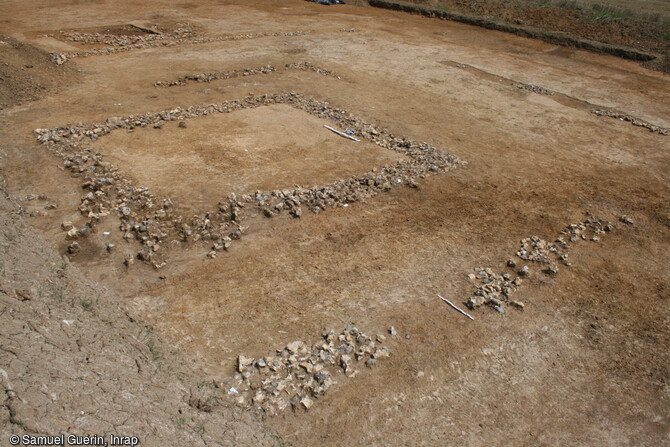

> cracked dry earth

[
  {"left": 0, "top": 188, "right": 279, "bottom": 446},
  {"left": 1, "top": 0, "right": 670, "bottom": 446}
]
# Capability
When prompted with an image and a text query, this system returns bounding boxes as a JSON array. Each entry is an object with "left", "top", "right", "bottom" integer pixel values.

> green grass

[
  {"left": 50, "top": 284, "right": 66, "bottom": 302},
  {"left": 79, "top": 297, "right": 93, "bottom": 311},
  {"left": 587, "top": 10, "right": 631, "bottom": 20},
  {"left": 147, "top": 339, "right": 161, "bottom": 361}
]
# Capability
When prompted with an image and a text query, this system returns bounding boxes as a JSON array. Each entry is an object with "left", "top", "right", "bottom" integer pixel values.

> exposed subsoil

[
  {"left": 452, "top": 0, "right": 668, "bottom": 51},
  {"left": 0, "top": 34, "right": 80, "bottom": 110},
  {"left": 1, "top": 0, "right": 669, "bottom": 446},
  {"left": 381, "top": 0, "right": 670, "bottom": 72}
]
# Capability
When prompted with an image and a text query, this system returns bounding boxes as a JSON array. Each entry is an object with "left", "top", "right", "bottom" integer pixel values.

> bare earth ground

[
  {"left": 1, "top": 0, "right": 669, "bottom": 446},
  {"left": 90, "top": 104, "right": 407, "bottom": 215},
  {"left": 386, "top": 0, "right": 670, "bottom": 72}
]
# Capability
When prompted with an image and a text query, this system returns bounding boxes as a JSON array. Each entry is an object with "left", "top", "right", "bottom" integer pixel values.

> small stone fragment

[
  {"left": 619, "top": 215, "right": 634, "bottom": 225},
  {"left": 543, "top": 264, "right": 558, "bottom": 275},
  {"left": 300, "top": 395, "right": 313, "bottom": 410},
  {"left": 467, "top": 296, "right": 485, "bottom": 309},
  {"left": 15, "top": 289, "right": 32, "bottom": 301},
  {"left": 67, "top": 242, "right": 80, "bottom": 256},
  {"left": 373, "top": 347, "right": 391, "bottom": 359},
  {"left": 510, "top": 301, "right": 525, "bottom": 310},
  {"left": 238, "top": 355, "right": 254, "bottom": 372},
  {"left": 286, "top": 341, "right": 304, "bottom": 354}
]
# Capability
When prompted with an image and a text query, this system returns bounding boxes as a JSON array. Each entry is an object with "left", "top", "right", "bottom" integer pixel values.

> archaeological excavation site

[{"left": 1, "top": 0, "right": 669, "bottom": 445}]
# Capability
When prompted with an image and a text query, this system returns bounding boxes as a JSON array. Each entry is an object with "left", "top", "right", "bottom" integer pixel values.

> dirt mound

[{"left": 0, "top": 34, "right": 79, "bottom": 111}]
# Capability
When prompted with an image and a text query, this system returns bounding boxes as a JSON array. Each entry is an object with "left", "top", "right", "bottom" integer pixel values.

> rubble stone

[
  {"left": 466, "top": 215, "right": 615, "bottom": 313},
  {"left": 54, "top": 27, "right": 312, "bottom": 60},
  {"left": 513, "top": 82, "right": 553, "bottom": 95},
  {"left": 34, "top": 92, "right": 462, "bottom": 266},
  {"left": 228, "top": 324, "right": 391, "bottom": 415},
  {"left": 592, "top": 109, "right": 669, "bottom": 136},
  {"left": 67, "top": 242, "right": 80, "bottom": 255},
  {"left": 620, "top": 215, "right": 635, "bottom": 225},
  {"left": 509, "top": 301, "right": 525, "bottom": 310}
]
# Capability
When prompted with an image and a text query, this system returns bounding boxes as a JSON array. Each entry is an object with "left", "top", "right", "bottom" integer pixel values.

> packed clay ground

[
  {"left": 1, "top": 0, "right": 669, "bottom": 446},
  {"left": 381, "top": 0, "right": 670, "bottom": 72}
]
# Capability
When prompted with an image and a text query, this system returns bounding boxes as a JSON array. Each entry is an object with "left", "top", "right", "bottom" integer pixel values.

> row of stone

[
  {"left": 592, "top": 109, "right": 669, "bottom": 135},
  {"left": 153, "top": 62, "right": 339, "bottom": 87},
  {"left": 35, "top": 92, "right": 462, "bottom": 267},
  {"left": 154, "top": 65, "right": 277, "bottom": 87},
  {"left": 50, "top": 30, "right": 312, "bottom": 61},
  {"left": 60, "top": 23, "right": 198, "bottom": 47},
  {"left": 466, "top": 216, "right": 617, "bottom": 313},
  {"left": 513, "top": 82, "right": 554, "bottom": 95},
  {"left": 61, "top": 31, "right": 163, "bottom": 47}
]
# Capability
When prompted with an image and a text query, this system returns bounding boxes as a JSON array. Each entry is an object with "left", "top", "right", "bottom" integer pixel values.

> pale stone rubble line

[
  {"left": 34, "top": 92, "right": 463, "bottom": 269},
  {"left": 513, "top": 82, "right": 554, "bottom": 95},
  {"left": 465, "top": 215, "right": 629, "bottom": 313},
  {"left": 451, "top": 62, "right": 668, "bottom": 136},
  {"left": 153, "top": 61, "right": 340, "bottom": 87},
  {"left": 591, "top": 109, "right": 669, "bottom": 135},
  {"left": 60, "top": 25, "right": 195, "bottom": 46},
  {"left": 49, "top": 30, "right": 312, "bottom": 61}
]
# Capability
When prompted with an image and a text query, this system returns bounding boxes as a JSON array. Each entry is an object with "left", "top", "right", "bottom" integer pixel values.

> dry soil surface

[{"left": 1, "top": 0, "right": 669, "bottom": 446}]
